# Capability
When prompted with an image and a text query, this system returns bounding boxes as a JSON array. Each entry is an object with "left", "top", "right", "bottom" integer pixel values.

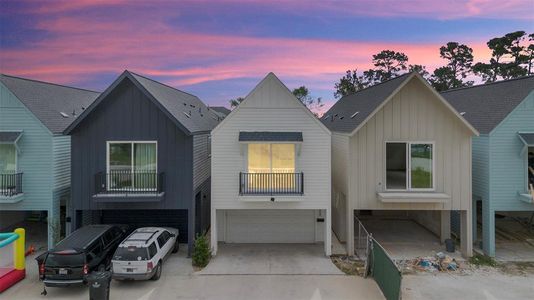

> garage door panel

[{"left": 226, "top": 210, "right": 315, "bottom": 243}]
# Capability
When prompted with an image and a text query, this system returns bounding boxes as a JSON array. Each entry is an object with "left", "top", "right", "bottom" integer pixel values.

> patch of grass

[
  {"left": 411, "top": 168, "right": 431, "bottom": 188},
  {"left": 331, "top": 255, "right": 366, "bottom": 276},
  {"left": 469, "top": 254, "right": 498, "bottom": 267}
]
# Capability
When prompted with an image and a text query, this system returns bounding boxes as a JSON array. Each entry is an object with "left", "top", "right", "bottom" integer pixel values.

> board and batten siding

[
  {"left": 0, "top": 82, "right": 54, "bottom": 211},
  {"left": 70, "top": 78, "right": 193, "bottom": 211},
  {"left": 348, "top": 78, "right": 473, "bottom": 211},
  {"left": 489, "top": 91, "right": 534, "bottom": 211}
]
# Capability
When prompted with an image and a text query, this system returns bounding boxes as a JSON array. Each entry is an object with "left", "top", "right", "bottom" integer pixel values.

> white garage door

[{"left": 225, "top": 210, "right": 316, "bottom": 243}]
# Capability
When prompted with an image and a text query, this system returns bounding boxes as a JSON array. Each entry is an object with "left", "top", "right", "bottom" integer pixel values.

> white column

[
  {"left": 460, "top": 210, "right": 473, "bottom": 257},
  {"left": 440, "top": 210, "right": 451, "bottom": 243},
  {"left": 211, "top": 208, "right": 218, "bottom": 256},
  {"left": 324, "top": 208, "right": 332, "bottom": 256}
]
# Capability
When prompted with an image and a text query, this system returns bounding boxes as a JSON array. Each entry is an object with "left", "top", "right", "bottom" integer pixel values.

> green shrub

[
  {"left": 469, "top": 254, "right": 498, "bottom": 267},
  {"left": 192, "top": 234, "right": 211, "bottom": 268}
]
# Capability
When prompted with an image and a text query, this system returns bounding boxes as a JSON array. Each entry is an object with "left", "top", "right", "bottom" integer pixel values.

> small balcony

[
  {"left": 93, "top": 171, "right": 165, "bottom": 203},
  {"left": 239, "top": 172, "right": 304, "bottom": 196},
  {"left": 0, "top": 172, "right": 23, "bottom": 203}
]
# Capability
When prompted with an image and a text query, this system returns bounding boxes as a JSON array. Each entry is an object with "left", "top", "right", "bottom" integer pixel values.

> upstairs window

[
  {"left": 107, "top": 142, "right": 157, "bottom": 190},
  {"left": 247, "top": 144, "right": 295, "bottom": 173},
  {"left": 386, "top": 142, "right": 434, "bottom": 191},
  {"left": 0, "top": 144, "right": 16, "bottom": 173}
]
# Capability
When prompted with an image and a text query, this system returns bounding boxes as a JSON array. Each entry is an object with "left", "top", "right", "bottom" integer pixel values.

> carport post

[
  {"left": 460, "top": 210, "right": 473, "bottom": 257},
  {"left": 324, "top": 208, "right": 331, "bottom": 256},
  {"left": 440, "top": 210, "right": 451, "bottom": 243},
  {"left": 211, "top": 208, "right": 218, "bottom": 255}
]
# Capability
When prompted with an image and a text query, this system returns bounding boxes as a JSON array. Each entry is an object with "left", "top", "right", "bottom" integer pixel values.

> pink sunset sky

[{"left": 1, "top": 0, "right": 533, "bottom": 113}]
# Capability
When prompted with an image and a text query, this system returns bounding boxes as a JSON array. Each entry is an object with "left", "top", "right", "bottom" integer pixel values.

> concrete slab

[
  {"left": 360, "top": 219, "right": 462, "bottom": 260},
  {"left": 494, "top": 218, "right": 534, "bottom": 262},
  {"left": 403, "top": 272, "right": 534, "bottom": 300},
  {"left": 1, "top": 243, "right": 384, "bottom": 300},
  {"left": 199, "top": 244, "right": 343, "bottom": 275}
]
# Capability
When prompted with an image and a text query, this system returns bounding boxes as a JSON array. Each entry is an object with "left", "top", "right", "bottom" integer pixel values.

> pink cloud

[{"left": 0, "top": 12, "right": 493, "bottom": 94}]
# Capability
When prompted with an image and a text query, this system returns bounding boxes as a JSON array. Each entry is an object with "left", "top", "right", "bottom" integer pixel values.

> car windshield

[
  {"left": 113, "top": 246, "right": 149, "bottom": 261},
  {"left": 46, "top": 252, "right": 85, "bottom": 267}
]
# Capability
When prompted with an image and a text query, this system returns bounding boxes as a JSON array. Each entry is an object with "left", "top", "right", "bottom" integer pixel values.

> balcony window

[
  {"left": 248, "top": 143, "right": 295, "bottom": 173},
  {"left": 107, "top": 142, "right": 157, "bottom": 191},
  {"left": 241, "top": 143, "right": 302, "bottom": 195},
  {"left": 386, "top": 142, "right": 434, "bottom": 191},
  {"left": 0, "top": 144, "right": 16, "bottom": 174}
]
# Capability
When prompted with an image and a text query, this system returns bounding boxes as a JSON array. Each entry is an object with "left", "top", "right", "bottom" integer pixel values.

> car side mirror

[{"left": 170, "top": 233, "right": 176, "bottom": 238}]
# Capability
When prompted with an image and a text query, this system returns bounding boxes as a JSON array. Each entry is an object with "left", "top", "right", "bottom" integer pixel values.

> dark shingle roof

[
  {"left": 442, "top": 76, "right": 534, "bottom": 134},
  {"left": 64, "top": 71, "right": 220, "bottom": 135},
  {"left": 129, "top": 72, "right": 220, "bottom": 134},
  {"left": 210, "top": 106, "right": 231, "bottom": 118},
  {"left": 239, "top": 131, "right": 303, "bottom": 142},
  {"left": 0, "top": 131, "right": 23, "bottom": 143},
  {"left": 519, "top": 133, "right": 534, "bottom": 145},
  {"left": 0, "top": 74, "right": 100, "bottom": 134},
  {"left": 321, "top": 73, "right": 412, "bottom": 133}
]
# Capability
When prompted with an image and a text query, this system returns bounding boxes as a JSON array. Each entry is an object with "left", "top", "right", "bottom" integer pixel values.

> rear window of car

[
  {"left": 148, "top": 243, "right": 157, "bottom": 258},
  {"left": 113, "top": 246, "right": 149, "bottom": 261},
  {"left": 46, "top": 252, "right": 85, "bottom": 267}
]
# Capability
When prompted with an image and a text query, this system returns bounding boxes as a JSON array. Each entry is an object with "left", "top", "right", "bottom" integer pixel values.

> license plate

[
  {"left": 59, "top": 268, "right": 68, "bottom": 275},
  {"left": 126, "top": 268, "right": 134, "bottom": 272}
]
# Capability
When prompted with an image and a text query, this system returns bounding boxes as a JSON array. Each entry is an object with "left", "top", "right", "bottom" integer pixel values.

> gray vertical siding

[{"left": 70, "top": 78, "right": 194, "bottom": 211}]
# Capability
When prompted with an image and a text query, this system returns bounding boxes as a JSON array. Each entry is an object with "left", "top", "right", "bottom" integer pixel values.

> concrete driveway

[
  {"left": 199, "top": 244, "right": 343, "bottom": 275},
  {"left": 1, "top": 244, "right": 384, "bottom": 300}
]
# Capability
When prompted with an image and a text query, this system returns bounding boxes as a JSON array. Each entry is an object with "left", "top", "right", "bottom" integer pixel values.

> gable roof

[
  {"left": 0, "top": 74, "right": 100, "bottom": 134},
  {"left": 322, "top": 72, "right": 477, "bottom": 136},
  {"left": 441, "top": 76, "right": 534, "bottom": 134},
  {"left": 212, "top": 72, "right": 331, "bottom": 135},
  {"left": 321, "top": 73, "right": 411, "bottom": 133},
  {"left": 210, "top": 106, "right": 231, "bottom": 118},
  {"left": 64, "top": 71, "right": 219, "bottom": 135}
]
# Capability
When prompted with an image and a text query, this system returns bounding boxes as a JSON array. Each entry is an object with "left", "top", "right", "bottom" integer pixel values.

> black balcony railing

[
  {"left": 239, "top": 172, "right": 304, "bottom": 196},
  {"left": 94, "top": 171, "right": 164, "bottom": 194},
  {"left": 0, "top": 172, "right": 23, "bottom": 197}
]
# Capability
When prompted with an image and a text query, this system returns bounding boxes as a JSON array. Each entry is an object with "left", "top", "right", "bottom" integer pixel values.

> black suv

[{"left": 36, "top": 224, "right": 129, "bottom": 287}]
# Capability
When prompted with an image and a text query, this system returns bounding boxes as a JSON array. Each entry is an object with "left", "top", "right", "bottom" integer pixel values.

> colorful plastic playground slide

[{"left": 0, "top": 228, "right": 25, "bottom": 293}]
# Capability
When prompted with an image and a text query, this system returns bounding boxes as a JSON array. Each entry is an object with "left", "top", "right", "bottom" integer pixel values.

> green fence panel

[{"left": 371, "top": 239, "right": 402, "bottom": 300}]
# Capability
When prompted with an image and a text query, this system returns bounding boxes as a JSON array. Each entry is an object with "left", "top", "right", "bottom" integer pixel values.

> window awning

[
  {"left": 239, "top": 132, "right": 303, "bottom": 142},
  {"left": 518, "top": 133, "right": 534, "bottom": 146},
  {"left": 0, "top": 131, "right": 22, "bottom": 144}
]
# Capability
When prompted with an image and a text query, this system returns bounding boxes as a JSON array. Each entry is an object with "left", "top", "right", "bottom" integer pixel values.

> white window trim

[
  {"left": 384, "top": 141, "right": 435, "bottom": 192},
  {"left": 106, "top": 141, "right": 158, "bottom": 191},
  {"left": 244, "top": 143, "right": 297, "bottom": 173}
]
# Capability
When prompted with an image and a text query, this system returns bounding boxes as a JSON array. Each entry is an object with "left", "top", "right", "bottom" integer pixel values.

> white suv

[{"left": 111, "top": 227, "right": 179, "bottom": 281}]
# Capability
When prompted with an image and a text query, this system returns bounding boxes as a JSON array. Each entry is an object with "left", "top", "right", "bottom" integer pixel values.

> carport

[{"left": 356, "top": 211, "right": 463, "bottom": 260}]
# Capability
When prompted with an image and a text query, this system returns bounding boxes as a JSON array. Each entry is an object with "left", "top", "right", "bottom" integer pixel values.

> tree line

[
  {"left": 228, "top": 31, "right": 533, "bottom": 113},
  {"left": 335, "top": 30, "right": 534, "bottom": 98}
]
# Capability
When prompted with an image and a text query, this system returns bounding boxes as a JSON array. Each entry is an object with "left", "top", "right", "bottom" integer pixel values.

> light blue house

[
  {"left": 0, "top": 74, "right": 99, "bottom": 249},
  {"left": 443, "top": 76, "right": 534, "bottom": 257}
]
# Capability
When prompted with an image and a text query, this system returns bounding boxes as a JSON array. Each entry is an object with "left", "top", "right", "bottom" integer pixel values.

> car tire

[
  {"left": 172, "top": 241, "right": 179, "bottom": 253},
  {"left": 152, "top": 263, "right": 162, "bottom": 281}
]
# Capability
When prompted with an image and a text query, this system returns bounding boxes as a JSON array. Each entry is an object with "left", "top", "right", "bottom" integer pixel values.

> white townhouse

[{"left": 210, "top": 73, "right": 332, "bottom": 255}]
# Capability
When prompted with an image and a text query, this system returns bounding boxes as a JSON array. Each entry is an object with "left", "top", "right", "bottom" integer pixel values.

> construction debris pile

[{"left": 406, "top": 252, "right": 459, "bottom": 272}]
